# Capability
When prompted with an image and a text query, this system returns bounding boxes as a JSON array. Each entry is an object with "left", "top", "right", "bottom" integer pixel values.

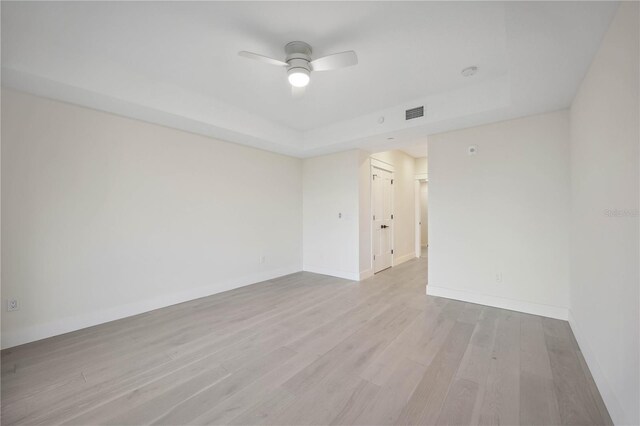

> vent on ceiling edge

[{"left": 405, "top": 106, "right": 424, "bottom": 120}]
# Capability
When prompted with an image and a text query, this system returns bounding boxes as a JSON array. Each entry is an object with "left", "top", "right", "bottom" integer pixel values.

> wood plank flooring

[{"left": 1, "top": 257, "right": 612, "bottom": 425}]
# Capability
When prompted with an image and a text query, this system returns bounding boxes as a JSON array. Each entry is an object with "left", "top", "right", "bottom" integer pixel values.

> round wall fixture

[{"left": 461, "top": 66, "right": 479, "bottom": 77}]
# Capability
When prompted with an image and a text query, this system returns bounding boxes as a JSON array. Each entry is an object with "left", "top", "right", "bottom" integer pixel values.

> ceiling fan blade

[
  {"left": 310, "top": 51, "right": 358, "bottom": 71},
  {"left": 292, "top": 85, "right": 306, "bottom": 99},
  {"left": 238, "top": 51, "right": 288, "bottom": 67}
]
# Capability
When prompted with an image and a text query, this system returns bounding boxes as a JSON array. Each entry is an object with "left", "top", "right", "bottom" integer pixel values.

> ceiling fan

[{"left": 238, "top": 41, "right": 358, "bottom": 97}]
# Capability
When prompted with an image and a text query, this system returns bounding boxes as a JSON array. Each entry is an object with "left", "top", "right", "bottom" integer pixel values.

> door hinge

[
  {"left": 373, "top": 254, "right": 376, "bottom": 260},
  {"left": 391, "top": 214, "right": 394, "bottom": 219},
  {"left": 391, "top": 249, "right": 394, "bottom": 254},
  {"left": 391, "top": 179, "right": 394, "bottom": 184},
  {"left": 373, "top": 214, "right": 376, "bottom": 220}
]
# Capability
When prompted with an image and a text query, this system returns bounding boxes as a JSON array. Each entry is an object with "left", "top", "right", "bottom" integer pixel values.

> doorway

[{"left": 372, "top": 165, "right": 394, "bottom": 273}]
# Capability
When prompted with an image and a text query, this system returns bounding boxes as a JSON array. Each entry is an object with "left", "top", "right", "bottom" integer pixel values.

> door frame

[{"left": 371, "top": 158, "right": 395, "bottom": 272}]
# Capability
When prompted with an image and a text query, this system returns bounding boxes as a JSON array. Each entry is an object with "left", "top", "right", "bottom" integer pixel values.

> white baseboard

[
  {"left": 359, "top": 269, "right": 374, "bottom": 281},
  {"left": 394, "top": 252, "right": 416, "bottom": 266},
  {"left": 568, "top": 311, "right": 627, "bottom": 426},
  {"left": 1, "top": 265, "right": 302, "bottom": 349},
  {"left": 426, "top": 285, "right": 569, "bottom": 320},
  {"left": 302, "top": 265, "right": 359, "bottom": 281}
]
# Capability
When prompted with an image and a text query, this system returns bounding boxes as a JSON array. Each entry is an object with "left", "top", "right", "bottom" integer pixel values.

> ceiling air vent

[{"left": 405, "top": 106, "right": 424, "bottom": 120}]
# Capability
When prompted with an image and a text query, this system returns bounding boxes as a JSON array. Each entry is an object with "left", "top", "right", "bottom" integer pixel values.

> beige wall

[
  {"left": 302, "top": 150, "right": 361, "bottom": 280},
  {"left": 569, "top": 3, "right": 639, "bottom": 424},
  {"left": 358, "top": 151, "right": 372, "bottom": 276},
  {"left": 415, "top": 157, "right": 428, "bottom": 175},
  {"left": 427, "top": 110, "right": 571, "bottom": 319},
  {"left": 1, "top": 89, "right": 303, "bottom": 348}
]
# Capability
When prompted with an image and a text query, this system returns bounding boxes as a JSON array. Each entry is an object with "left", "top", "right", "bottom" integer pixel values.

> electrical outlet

[{"left": 7, "top": 299, "right": 19, "bottom": 312}]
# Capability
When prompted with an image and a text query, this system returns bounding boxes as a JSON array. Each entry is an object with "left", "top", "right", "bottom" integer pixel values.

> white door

[{"left": 372, "top": 167, "right": 393, "bottom": 273}]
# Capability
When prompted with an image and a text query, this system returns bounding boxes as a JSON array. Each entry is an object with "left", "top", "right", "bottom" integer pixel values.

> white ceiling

[{"left": 1, "top": 1, "right": 618, "bottom": 158}]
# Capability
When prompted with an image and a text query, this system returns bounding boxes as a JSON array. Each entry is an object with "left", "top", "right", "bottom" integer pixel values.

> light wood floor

[{"left": 1, "top": 257, "right": 611, "bottom": 425}]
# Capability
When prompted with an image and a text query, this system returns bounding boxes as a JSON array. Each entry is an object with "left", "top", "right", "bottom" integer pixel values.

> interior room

[{"left": 1, "top": 2, "right": 638, "bottom": 425}]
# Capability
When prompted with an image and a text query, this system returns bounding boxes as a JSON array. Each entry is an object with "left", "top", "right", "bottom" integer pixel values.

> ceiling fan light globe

[{"left": 288, "top": 69, "right": 310, "bottom": 87}]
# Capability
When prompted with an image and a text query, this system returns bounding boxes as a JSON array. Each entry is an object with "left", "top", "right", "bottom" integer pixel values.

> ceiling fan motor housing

[{"left": 285, "top": 41, "right": 312, "bottom": 73}]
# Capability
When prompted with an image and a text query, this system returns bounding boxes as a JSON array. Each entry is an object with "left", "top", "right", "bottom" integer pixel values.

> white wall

[
  {"left": 569, "top": 3, "right": 639, "bottom": 424},
  {"left": 427, "top": 111, "right": 571, "bottom": 320},
  {"left": 1, "top": 89, "right": 303, "bottom": 349},
  {"left": 370, "top": 150, "right": 416, "bottom": 265},
  {"left": 302, "top": 150, "right": 361, "bottom": 280}
]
